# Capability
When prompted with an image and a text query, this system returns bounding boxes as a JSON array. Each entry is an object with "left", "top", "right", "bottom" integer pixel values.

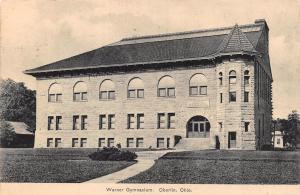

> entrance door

[
  {"left": 228, "top": 132, "right": 236, "bottom": 148},
  {"left": 187, "top": 116, "right": 210, "bottom": 138}
]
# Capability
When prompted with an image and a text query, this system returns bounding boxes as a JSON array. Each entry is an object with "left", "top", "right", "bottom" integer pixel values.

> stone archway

[{"left": 186, "top": 116, "right": 210, "bottom": 138}]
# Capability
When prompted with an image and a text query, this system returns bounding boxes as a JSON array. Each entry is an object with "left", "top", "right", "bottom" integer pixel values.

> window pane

[
  {"left": 108, "top": 91, "right": 115, "bottom": 99},
  {"left": 244, "top": 91, "right": 249, "bottom": 102},
  {"left": 168, "top": 88, "right": 175, "bottom": 97},
  {"left": 168, "top": 113, "right": 175, "bottom": 129},
  {"left": 80, "top": 138, "right": 87, "bottom": 147},
  {"left": 190, "top": 87, "right": 198, "bottom": 95},
  {"left": 55, "top": 138, "right": 61, "bottom": 148},
  {"left": 158, "top": 88, "right": 166, "bottom": 97},
  {"left": 200, "top": 123, "right": 204, "bottom": 132},
  {"left": 128, "top": 90, "right": 136, "bottom": 98},
  {"left": 108, "top": 138, "right": 114, "bottom": 147},
  {"left": 48, "top": 116, "right": 54, "bottom": 130},
  {"left": 99, "top": 115, "right": 106, "bottom": 129},
  {"left": 72, "top": 138, "right": 79, "bottom": 147},
  {"left": 127, "top": 114, "right": 134, "bottom": 129},
  {"left": 56, "top": 116, "right": 62, "bottom": 130},
  {"left": 229, "top": 77, "right": 236, "bottom": 84},
  {"left": 74, "top": 93, "right": 81, "bottom": 101},
  {"left": 127, "top": 138, "right": 134, "bottom": 147},
  {"left": 82, "top": 115, "right": 88, "bottom": 130},
  {"left": 200, "top": 86, "right": 207, "bottom": 95},
  {"left": 100, "top": 91, "right": 107, "bottom": 99},
  {"left": 82, "top": 92, "right": 87, "bottom": 100},
  {"left": 229, "top": 92, "right": 236, "bottom": 102},
  {"left": 56, "top": 94, "right": 62, "bottom": 102},
  {"left": 47, "top": 138, "right": 53, "bottom": 147},
  {"left": 137, "top": 114, "right": 144, "bottom": 129},
  {"left": 244, "top": 76, "right": 250, "bottom": 85},
  {"left": 157, "top": 138, "right": 164, "bottom": 148},
  {"left": 158, "top": 113, "right": 165, "bottom": 129},
  {"left": 98, "top": 138, "right": 105, "bottom": 147},
  {"left": 136, "top": 138, "right": 144, "bottom": 148},
  {"left": 49, "top": 94, "right": 56, "bottom": 102},
  {"left": 73, "top": 116, "right": 80, "bottom": 130},
  {"left": 108, "top": 114, "right": 115, "bottom": 129},
  {"left": 220, "top": 93, "right": 223, "bottom": 103},
  {"left": 137, "top": 89, "right": 144, "bottom": 98}
]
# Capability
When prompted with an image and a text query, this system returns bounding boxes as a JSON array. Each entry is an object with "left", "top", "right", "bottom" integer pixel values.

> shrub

[{"left": 89, "top": 147, "right": 137, "bottom": 161}]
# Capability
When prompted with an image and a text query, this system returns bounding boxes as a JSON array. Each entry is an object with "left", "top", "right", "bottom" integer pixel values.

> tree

[
  {"left": 282, "top": 110, "right": 300, "bottom": 148},
  {"left": 0, "top": 79, "right": 36, "bottom": 131},
  {"left": 0, "top": 118, "right": 16, "bottom": 147}
]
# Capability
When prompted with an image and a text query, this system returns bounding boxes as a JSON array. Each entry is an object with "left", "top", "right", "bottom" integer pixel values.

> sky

[{"left": 1, "top": 0, "right": 299, "bottom": 119}]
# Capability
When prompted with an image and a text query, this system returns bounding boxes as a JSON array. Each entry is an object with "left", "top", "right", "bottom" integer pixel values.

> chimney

[{"left": 255, "top": 19, "right": 269, "bottom": 32}]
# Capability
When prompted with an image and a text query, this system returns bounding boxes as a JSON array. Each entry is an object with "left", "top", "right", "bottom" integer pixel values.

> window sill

[
  {"left": 48, "top": 101, "right": 62, "bottom": 103},
  {"left": 73, "top": 100, "right": 88, "bottom": 102},
  {"left": 99, "top": 99, "right": 115, "bottom": 101},
  {"left": 157, "top": 96, "right": 176, "bottom": 98}
]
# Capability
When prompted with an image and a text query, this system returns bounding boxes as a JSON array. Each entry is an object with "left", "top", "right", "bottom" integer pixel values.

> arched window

[
  {"left": 244, "top": 70, "right": 250, "bottom": 85},
  {"left": 128, "top": 78, "right": 144, "bottom": 98},
  {"left": 219, "top": 72, "right": 223, "bottom": 85},
  {"left": 73, "top": 81, "right": 87, "bottom": 101},
  {"left": 48, "top": 83, "right": 62, "bottom": 102},
  {"left": 99, "top": 80, "right": 115, "bottom": 100},
  {"left": 229, "top": 70, "right": 237, "bottom": 84},
  {"left": 189, "top": 74, "right": 207, "bottom": 96},
  {"left": 158, "top": 76, "right": 175, "bottom": 97}
]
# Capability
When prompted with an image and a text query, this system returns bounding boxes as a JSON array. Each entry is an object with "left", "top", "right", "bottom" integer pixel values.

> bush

[{"left": 89, "top": 147, "right": 137, "bottom": 161}]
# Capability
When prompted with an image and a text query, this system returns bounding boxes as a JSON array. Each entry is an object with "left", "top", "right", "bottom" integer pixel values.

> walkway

[{"left": 84, "top": 150, "right": 170, "bottom": 183}]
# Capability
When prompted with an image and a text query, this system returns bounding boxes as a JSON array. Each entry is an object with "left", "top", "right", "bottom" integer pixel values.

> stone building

[{"left": 25, "top": 19, "right": 273, "bottom": 150}]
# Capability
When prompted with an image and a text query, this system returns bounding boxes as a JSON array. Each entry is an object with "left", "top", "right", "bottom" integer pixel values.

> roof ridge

[{"left": 121, "top": 23, "right": 261, "bottom": 41}]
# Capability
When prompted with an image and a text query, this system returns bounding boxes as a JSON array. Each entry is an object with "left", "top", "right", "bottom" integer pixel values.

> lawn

[
  {"left": 122, "top": 150, "right": 300, "bottom": 184},
  {"left": 0, "top": 148, "right": 135, "bottom": 183}
]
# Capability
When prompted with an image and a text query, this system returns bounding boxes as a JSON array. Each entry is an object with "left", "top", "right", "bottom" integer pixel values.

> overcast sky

[{"left": 1, "top": 0, "right": 299, "bottom": 119}]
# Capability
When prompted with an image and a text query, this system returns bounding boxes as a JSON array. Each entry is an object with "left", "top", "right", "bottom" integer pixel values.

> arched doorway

[{"left": 186, "top": 116, "right": 210, "bottom": 138}]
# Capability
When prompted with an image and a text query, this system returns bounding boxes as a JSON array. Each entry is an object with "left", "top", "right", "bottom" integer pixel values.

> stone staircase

[{"left": 175, "top": 138, "right": 211, "bottom": 150}]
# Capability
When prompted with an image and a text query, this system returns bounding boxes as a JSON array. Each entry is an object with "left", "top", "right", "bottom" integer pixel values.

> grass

[
  {"left": 0, "top": 148, "right": 135, "bottom": 183},
  {"left": 122, "top": 150, "right": 300, "bottom": 184}
]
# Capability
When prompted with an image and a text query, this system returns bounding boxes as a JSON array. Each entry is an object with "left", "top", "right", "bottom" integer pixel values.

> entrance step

[{"left": 175, "top": 138, "right": 210, "bottom": 150}]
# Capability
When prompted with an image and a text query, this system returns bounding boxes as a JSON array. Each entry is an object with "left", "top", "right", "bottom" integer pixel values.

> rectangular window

[
  {"left": 199, "top": 86, "right": 207, "bottom": 95},
  {"left": 49, "top": 94, "right": 56, "bottom": 102},
  {"left": 137, "top": 89, "right": 144, "bottom": 98},
  {"left": 168, "top": 113, "right": 175, "bottom": 129},
  {"left": 99, "top": 115, "right": 106, "bottom": 130},
  {"left": 100, "top": 91, "right": 107, "bottom": 99},
  {"left": 244, "top": 91, "right": 249, "bottom": 102},
  {"left": 56, "top": 116, "right": 62, "bottom": 130},
  {"left": 229, "top": 91, "right": 236, "bottom": 102},
  {"left": 167, "top": 88, "right": 175, "bottom": 97},
  {"left": 127, "top": 114, "right": 135, "bottom": 129},
  {"left": 158, "top": 88, "right": 166, "bottom": 97},
  {"left": 73, "top": 115, "right": 80, "bottom": 130},
  {"left": 55, "top": 138, "right": 62, "bottom": 148},
  {"left": 108, "top": 114, "right": 115, "bottom": 129},
  {"left": 108, "top": 91, "right": 115, "bottom": 99},
  {"left": 81, "top": 92, "right": 87, "bottom": 101},
  {"left": 81, "top": 115, "right": 88, "bottom": 130},
  {"left": 137, "top": 113, "right": 144, "bottom": 129},
  {"left": 127, "top": 138, "right": 134, "bottom": 148},
  {"left": 245, "top": 122, "right": 250, "bottom": 132},
  {"left": 72, "top": 138, "right": 79, "bottom": 147},
  {"left": 158, "top": 113, "right": 165, "bottom": 129},
  {"left": 48, "top": 116, "right": 54, "bottom": 130},
  {"left": 56, "top": 94, "right": 62, "bottom": 102},
  {"left": 220, "top": 93, "right": 223, "bottom": 103},
  {"left": 98, "top": 138, "right": 105, "bottom": 147},
  {"left": 136, "top": 138, "right": 144, "bottom": 148},
  {"left": 190, "top": 86, "right": 198, "bottom": 95},
  {"left": 219, "top": 122, "right": 223, "bottom": 132},
  {"left": 74, "top": 93, "right": 81, "bottom": 101},
  {"left": 47, "top": 138, "right": 53, "bottom": 147},
  {"left": 128, "top": 90, "right": 136, "bottom": 98},
  {"left": 108, "top": 138, "right": 114, "bottom": 147},
  {"left": 157, "top": 138, "right": 164, "bottom": 148},
  {"left": 80, "top": 138, "right": 87, "bottom": 147},
  {"left": 244, "top": 76, "right": 250, "bottom": 85}
]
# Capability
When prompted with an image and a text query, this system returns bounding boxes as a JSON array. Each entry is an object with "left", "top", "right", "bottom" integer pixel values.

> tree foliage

[
  {"left": 0, "top": 118, "right": 16, "bottom": 147},
  {"left": 0, "top": 79, "right": 36, "bottom": 131}
]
